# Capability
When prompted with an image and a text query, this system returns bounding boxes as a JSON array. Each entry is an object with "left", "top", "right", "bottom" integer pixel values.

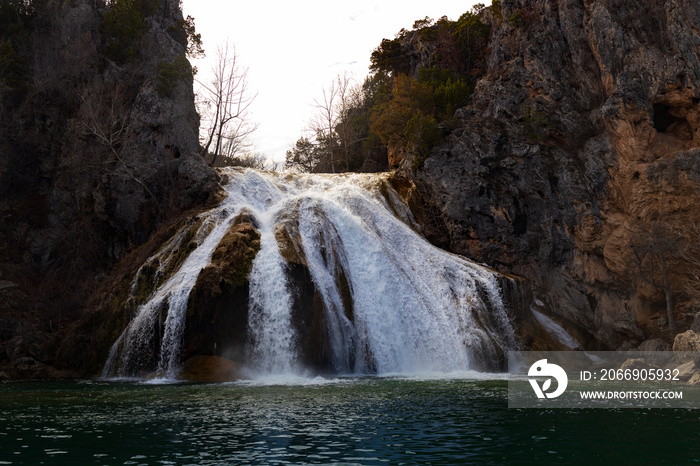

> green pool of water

[{"left": 0, "top": 376, "right": 699, "bottom": 465}]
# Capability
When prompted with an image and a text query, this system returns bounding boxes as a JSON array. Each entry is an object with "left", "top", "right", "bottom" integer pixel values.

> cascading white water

[
  {"left": 102, "top": 185, "right": 245, "bottom": 379},
  {"left": 244, "top": 197, "right": 298, "bottom": 372},
  {"left": 103, "top": 168, "right": 518, "bottom": 379},
  {"left": 285, "top": 173, "right": 516, "bottom": 373}
]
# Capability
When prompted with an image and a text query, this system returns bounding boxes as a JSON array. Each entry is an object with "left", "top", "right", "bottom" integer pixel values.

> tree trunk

[{"left": 661, "top": 260, "right": 677, "bottom": 335}]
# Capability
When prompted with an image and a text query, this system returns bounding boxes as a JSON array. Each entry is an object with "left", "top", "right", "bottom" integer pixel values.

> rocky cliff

[
  {"left": 3, "top": 0, "right": 699, "bottom": 379},
  {"left": 413, "top": 0, "right": 700, "bottom": 350},
  {"left": 0, "top": 0, "right": 217, "bottom": 378}
]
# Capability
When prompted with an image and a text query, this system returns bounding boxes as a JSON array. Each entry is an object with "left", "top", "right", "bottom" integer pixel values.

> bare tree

[
  {"left": 631, "top": 222, "right": 682, "bottom": 334},
  {"left": 334, "top": 73, "right": 361, "bottom": 172},
  {"left": 78, "top": 86, "right": 160, "bottom": 210},
  {"left": 216, "top": 151, "right": 268, "bottom": 170},
  {"left": 306, "top": 73, "right": 359, "bottom": 173},
  {"left": 309, "top": 78, "right": 339, "bottom": 173},
  {"left": 197, "top": 41, "right": 258, "bottom": 166}
]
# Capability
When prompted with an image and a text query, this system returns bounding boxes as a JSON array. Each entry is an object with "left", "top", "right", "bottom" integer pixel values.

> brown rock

[
  {"left": 675, "top": 361, "right": 697, "bottom": 382},
  {"left": 687, "top": 372, "right": 700, "bottom": 386},
  {"left": 7, "top": 357, "right": 74, "bottom": 380},
  {"left": 620, "top": 358, "right": 659, "bottom": 372},
  {"left": 183, "top": 214, "right": 260, "bottom": 364},
  {"left": 691, "top": 313, "right": 700, "bottom": 333},
  {"left": 388, "top": 146, "right": 407, "bottom": 168},
  {"left": 673, "top": 330, "right": 700, "bottom": 352},
  {"left": 275, "top": 215, "right": 306, "bottom": 265},
  {"left": 673, "top": 330, "right": 700, "bottom": 364},
  {"left": 178, "top": 355, "right": 239, "bottom": 383},
  {"left": 637, "top": 339, "right": 671, "bottom": 352}
]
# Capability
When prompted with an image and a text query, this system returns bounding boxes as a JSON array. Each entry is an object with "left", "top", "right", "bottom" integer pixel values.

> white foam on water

[
  {"left": 231, "top": 374, "right": 353, "bottom": 387},
  {"left": 377, "top": 370, "right": 516, "bottom": 381}
]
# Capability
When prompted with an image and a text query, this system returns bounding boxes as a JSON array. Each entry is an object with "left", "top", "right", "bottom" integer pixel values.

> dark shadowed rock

[
  {"left": 691, "top": 313, "right": 700, "bottom": 333},
  {"left": 0, "top": 0, "right": 217, "bottom": 378},
  {"left": 183, "top": 214, "right": 261, "bottom": 366}
]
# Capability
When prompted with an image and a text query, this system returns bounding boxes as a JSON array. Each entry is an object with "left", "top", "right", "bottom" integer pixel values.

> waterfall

[
  {"left": 102, "top": 186, "right": 245, "bottom": 379},
  {"left": 103, "top": 168, "right": 518, "bottom": 379}
]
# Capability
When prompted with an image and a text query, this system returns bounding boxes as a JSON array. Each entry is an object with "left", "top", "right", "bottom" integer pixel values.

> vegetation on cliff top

[
  {"left": 1, "top": 0, "right": 203, "bottom": 96},
  {"left": 0, "top": 0, "right": 36, "bottom": 93},
  {"left": 99, "top": 0, "right": 160, "bottom": 64},
  {"left": 286, "top": 3, "right": 491, "bottom": 173}
]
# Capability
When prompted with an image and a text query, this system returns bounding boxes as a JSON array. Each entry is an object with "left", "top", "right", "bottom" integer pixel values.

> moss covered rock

[{"left": 183, "top": 213, "right": 261, "bottom": 364}]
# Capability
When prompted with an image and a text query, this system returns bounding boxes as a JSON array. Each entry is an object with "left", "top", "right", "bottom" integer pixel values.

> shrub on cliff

[
  {"left": 0, "top": 40, "right": 28, "bottom": 91},
  {"left": 453, "top": 9, "right": 490, "bottom": 74},
  {"left": 370, "top": 75, "right": 435, "bottom": 151},
  {"left": 288, "top": 4, "right": 492, "bottom": 173},
  {"left": 168, "top": 15, "right": 204, "bottom": 60},
  {"left": 156, "top": 53, "right": 191, "bottom": 97},
  {"left": 370, "top": 38, "right": 409, "bottom": 76},
  {"left": 99, "top": 0, "right": 159, "bottom": 64},
  {"left": 366, "top": 7, "right": 490, "bottom": 168},
  {"left": 0, "top": 1, "right": 32, "bottom": 92},
  {"left": 418, "top": 68, "right": 471, "bottom": 120}
]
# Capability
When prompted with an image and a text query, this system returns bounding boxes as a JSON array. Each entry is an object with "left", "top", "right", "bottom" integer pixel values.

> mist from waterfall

[{"left": 103, "top": 168, "right": 517, "bottom": 379}]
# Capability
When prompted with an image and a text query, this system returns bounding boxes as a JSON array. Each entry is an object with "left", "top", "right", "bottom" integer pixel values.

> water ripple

[{"left": 0, "top": 379, "right": 698, "bottom": 465}]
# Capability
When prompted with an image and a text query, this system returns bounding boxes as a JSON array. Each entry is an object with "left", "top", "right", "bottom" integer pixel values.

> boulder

[
  {"left": 687, "top": 372, "right": 700, "bottom": 386},
  {"left": 674, "top": 361, "right": 697, "bottom": 382},
  {"left": 178, "top": 356, "right": 239, "bottom": 383},
  {"left": 183, "top": 214, "right": 260, "bottom": 363},
  {"left": 8, "top": 357, "right": 73, "bottom": 379},
  {"left": 673, "top": 330, "right": 700, "bottom": 364},
  {"left": 673, "top": 330, "right": 700, "bottom": 352},
  {"left": 620, "top": 358, "right": 659, "bottom": 371},
  {"left": 636, "top": 339, "right": 671, "bottom": 352}
]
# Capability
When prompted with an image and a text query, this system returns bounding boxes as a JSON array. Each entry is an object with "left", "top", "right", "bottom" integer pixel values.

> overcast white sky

[{"left": 181, "top": 1, "right": 481, "bottom": 164}]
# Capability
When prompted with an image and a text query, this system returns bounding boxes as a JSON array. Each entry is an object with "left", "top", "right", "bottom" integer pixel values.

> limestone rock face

[
  {"left": 1, "top": 0, "right": 216, "bottom": 261},
  {"left": 413, "top": 0, "right": 700, "bottom": 349},
  {"left": 0, "top": 0, "right": 217, "bottom": 378}
]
